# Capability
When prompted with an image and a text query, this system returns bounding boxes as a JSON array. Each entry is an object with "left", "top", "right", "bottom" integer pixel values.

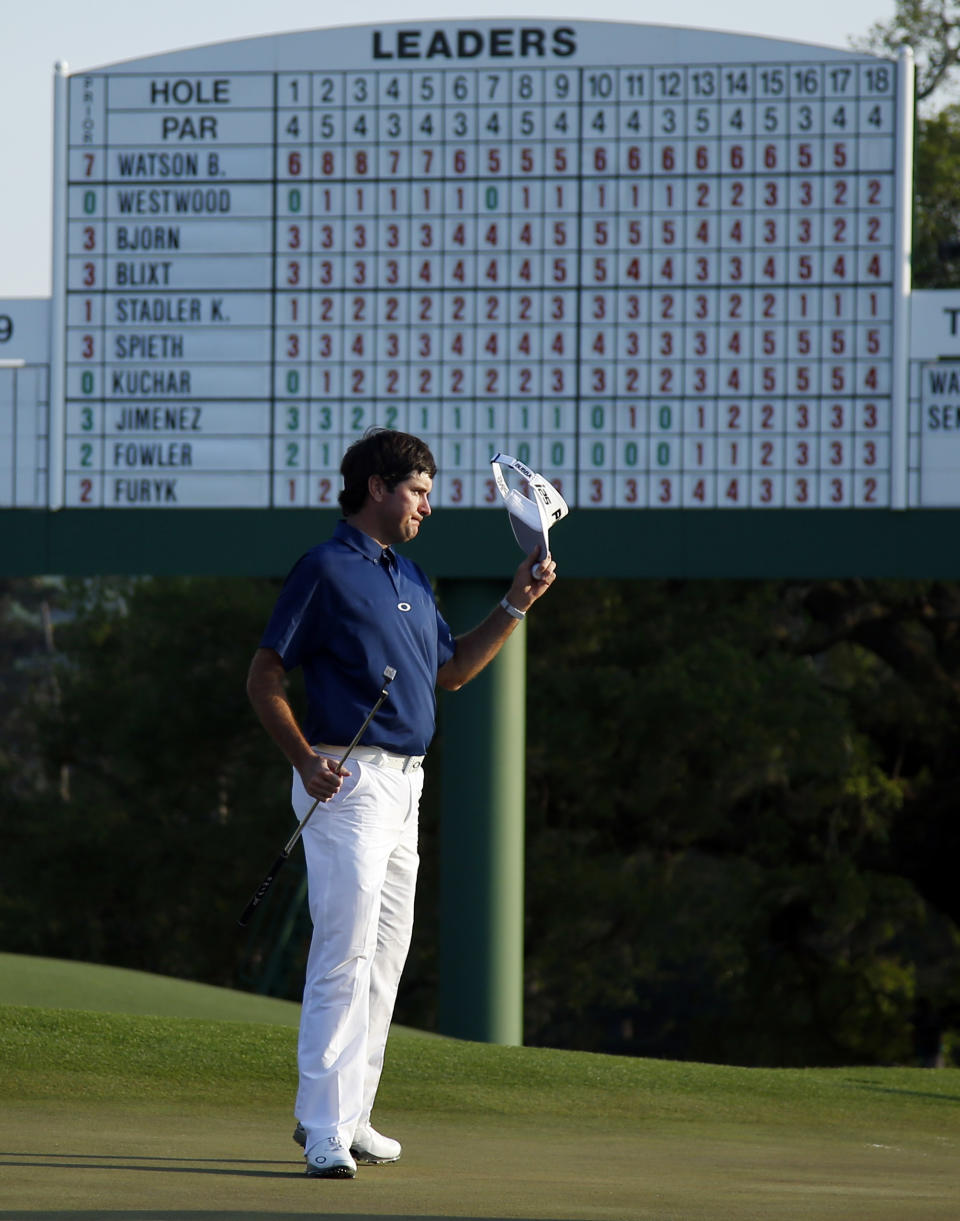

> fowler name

[{"left": 112, "top": 442, "right": 193, "bottom": 466}]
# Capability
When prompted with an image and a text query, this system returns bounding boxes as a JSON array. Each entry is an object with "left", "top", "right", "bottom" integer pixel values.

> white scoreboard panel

[
  {"left": 52, "top": 21, "right": 912, "bottom": 510},
  {"left": 0, "top": 300, "right": 51, "bottom": 508}
]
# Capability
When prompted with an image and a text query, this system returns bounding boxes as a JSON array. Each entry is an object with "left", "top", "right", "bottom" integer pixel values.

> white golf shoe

[
  {"left": 350, "top": 1123, "right": 402, "bottom": 1164},
  {"left": 304, "top": 1136, "right": 357, "bottom": 1179}
]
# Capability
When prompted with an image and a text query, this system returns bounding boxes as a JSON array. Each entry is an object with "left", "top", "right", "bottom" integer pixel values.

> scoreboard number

[{"left": 49, "top": 21, "right": 913, "bottom": 509}]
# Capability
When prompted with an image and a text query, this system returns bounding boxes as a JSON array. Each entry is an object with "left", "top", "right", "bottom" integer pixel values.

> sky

[{"left": 1, "top": 0, "right": 894, "bottom": 299}]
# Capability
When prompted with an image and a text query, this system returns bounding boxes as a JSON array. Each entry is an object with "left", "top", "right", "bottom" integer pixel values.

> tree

[
  {"left": 857, "top": 0, "right": 960, "bottom": 104},
  {"left": 911, "top": 105, "right": 960, "bottom": 286},
  {"left": 856, "top": 4, "right": 960, "bottom": 285},
  {"left": 523, "top": 580, "right": 960, "bottom": 1066},
  {"left": 0, "top": 576, "right": 291, "bottom": 986},
  {"left": 3, "top": 575, "right": 960, "bottom": 1066}
]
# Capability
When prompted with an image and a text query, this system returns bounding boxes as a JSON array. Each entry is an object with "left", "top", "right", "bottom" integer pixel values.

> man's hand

[
  {"left": 506, "top": 548, "right": 558, "bottom": 614},
  {"left": 299, "top": 753, "right": 352, "bottom": 803}
]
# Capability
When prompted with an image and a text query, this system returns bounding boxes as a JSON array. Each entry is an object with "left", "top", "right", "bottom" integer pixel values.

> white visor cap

[{"left": 490, "top": 453, "right": 569, "bottom": 565}]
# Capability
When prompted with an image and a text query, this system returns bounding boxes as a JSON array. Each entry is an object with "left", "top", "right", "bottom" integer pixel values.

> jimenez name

[
  {"left": 371, "top": 26, "right": 576, "bottom": 60},
  {"left": 112, "top": 406, "right": 203, "bottom": 431}
]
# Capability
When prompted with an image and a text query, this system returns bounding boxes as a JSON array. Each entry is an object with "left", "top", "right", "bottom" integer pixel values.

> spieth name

[{"left": 114, "top": 334, "right": 184, "bottom": 359}]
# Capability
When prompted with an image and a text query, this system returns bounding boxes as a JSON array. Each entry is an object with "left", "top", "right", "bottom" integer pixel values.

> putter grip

[{"left": 237, "top": 850, "right": 289, "bottom": 927}]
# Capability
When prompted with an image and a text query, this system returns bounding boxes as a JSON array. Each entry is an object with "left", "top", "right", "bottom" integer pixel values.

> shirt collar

[{"left": 334, "top": 518, "right": 397, "bottom": 568}]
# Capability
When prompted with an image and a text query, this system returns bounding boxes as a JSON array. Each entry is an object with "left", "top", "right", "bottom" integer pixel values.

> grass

[
  {"left": 0, "top": 951, "right": 302, "bottom": 1026},
  {"left": 2, "top": 951, "right": 960, "bottom": 1219},
  {"left": 4, "top": 999, "right": 960, "bottom": 1130}
]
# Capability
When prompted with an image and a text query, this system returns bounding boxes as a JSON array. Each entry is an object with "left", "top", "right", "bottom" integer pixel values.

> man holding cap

[
  {"left": 246, "top": 429, "right": 557, "bottom": 1179},
  {"left": 490, "top": 452, "right": 569, "bottom": 578}
]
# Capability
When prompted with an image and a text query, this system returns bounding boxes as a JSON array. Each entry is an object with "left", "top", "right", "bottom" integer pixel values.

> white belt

[{"left": 314, "top": 744, "right": 424, "bottom": 773}]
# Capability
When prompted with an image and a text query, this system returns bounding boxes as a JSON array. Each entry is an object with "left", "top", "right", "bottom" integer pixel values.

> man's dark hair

[{"left": 339, "top": 428, "right": 437, "bottom": 515}]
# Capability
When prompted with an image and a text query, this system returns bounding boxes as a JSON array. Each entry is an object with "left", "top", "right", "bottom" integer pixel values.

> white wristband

[{"left": 500, "top": 596, "right": 526, "bottom": 621}]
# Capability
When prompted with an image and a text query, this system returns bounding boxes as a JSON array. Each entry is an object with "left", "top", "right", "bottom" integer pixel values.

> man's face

[{"left": 377, "top": 470, "right": 433, "bottom": 544}]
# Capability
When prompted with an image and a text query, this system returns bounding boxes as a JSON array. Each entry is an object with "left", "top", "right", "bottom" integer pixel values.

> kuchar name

[{"left": 111, "top": 370, "right": 191, "bottom": 394}]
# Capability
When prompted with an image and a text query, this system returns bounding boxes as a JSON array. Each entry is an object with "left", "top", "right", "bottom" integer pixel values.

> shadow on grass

[
  {"left": 1, "top": 1152, "right": 292, "bottom": 1166},
  {"left": 0, "top": 1213, "right": 532, "bottom": 1221},
  {"left": 846, "top": 1078, "right": 960, "bottom": 1105},
  {"left": 0, "top": 1156, "right": 562, "bottom": 1220},
  {"left": 0, "top": 1215, "right": 533, "bottom": 1221},
  {"left": 0, "top": 1151, "right": 298, "bottom": 1179}
]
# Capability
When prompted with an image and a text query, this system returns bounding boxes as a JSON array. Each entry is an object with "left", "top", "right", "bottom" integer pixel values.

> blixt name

[{"left": 372, "top": 26, "right": 576, "bottom": 59}]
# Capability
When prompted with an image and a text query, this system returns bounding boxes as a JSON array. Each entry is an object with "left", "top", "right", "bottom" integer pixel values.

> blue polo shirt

[{"left": 260, "top": 520, "right": 456, "bottom": 755}]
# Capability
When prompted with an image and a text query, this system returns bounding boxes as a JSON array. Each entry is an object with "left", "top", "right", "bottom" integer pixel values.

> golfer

[{"left": 247, "top": 428, "right": 557, "bottom": 1179}]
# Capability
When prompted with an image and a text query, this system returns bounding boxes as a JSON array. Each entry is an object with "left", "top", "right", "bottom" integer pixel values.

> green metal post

[{"left": 437, "top": 579, "right": 526, "bottom": 1045}]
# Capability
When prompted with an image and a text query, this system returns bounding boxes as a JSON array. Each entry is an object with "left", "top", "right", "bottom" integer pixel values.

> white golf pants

[{"left": 291, "top": 757, "right": 423, "bottom": 1155}]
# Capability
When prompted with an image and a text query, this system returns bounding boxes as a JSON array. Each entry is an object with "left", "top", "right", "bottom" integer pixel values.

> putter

[{"left": 238, "top": 665, "right": 397, "bottom": 927}]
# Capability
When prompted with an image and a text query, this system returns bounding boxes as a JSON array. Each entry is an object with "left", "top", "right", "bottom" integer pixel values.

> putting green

[
  {"left": 1, "top": 954, "right": 959, "bottom": 1219},
  {"left": 2, "top": 1098, "right": 958, "bottom": 1220}
]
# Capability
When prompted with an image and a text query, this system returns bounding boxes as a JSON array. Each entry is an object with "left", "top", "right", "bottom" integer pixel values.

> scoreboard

[{"left": 43, "top": 20, "right": 916, "bottom": 514}]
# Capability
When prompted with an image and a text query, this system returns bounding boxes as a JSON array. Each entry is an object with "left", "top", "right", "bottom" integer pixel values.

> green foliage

[
  {"left": 0, "top": 576, "right": 288, "bottom": 988},
  {"left": 524, "top": 581, "right": 960, "bottom": 1066},
  {"left": 912, "top": 106, "right": 960, "bottom": 287},
  {"left": 854, "top": 3, "right": 960, "bottom": 286},
  {"left": 856, "top": 0, "right": 960, "bottom": 103},
  {"left": 3, "top": 576, "right": 960, "bottom": 1069}
]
